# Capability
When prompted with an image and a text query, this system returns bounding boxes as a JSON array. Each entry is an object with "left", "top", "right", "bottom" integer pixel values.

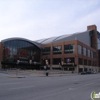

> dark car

[
  {"left": 81, "top": 71, "right": 93, "bottom": 75},
  {"left": 86, "top": 71, "right": 93, "bottom": 74},
  {"left": 80, "top": 71, "right": 87, "bottom": 75}
]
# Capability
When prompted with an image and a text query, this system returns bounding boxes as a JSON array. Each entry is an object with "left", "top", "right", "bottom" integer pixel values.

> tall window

[
  {"left": 88, "top": 50, "right": 90, "bottom": 57},
  {"left": 84, "top": 59, "right": 87, "bottom": 65},
  {"left": 93, "top": 52, "right": 96, "bottom": 58},
  {"left": 78, "top": 58, "right": 83, "bottom": 65},
  {"left": 78, "top": 45, "right": 82, "bottom": 54},
  {"left": 90, "top": 51, "right": 93, "bottom": 58},
  {"left": 92, "top": 61, "right": 97, "bottom": 66},
  {"left": 94, "top": 61, "right": 97, "bottom": 66},
  {"left": 3, "top": 40, "right": 41, "bottom": 63},
  {"left": 88, "top": 60, "right": 91, "bottom": 66},
  {"left": 64, "top": 44, "right": 74, "bottom": 54},
  {"left": 53, "top": 46, "right": 62, "bottom": 54},
  {"left": 42, "top": 47, "right": 50, "bottom": 55},
  {"left": 83, "top": 47, "right": 86, "bottom": 56},
  {"left": 53, "top": 58, "right": 61, "bottom": 65},
  {"left": 86, "top": 49, "right": 88, "bottom": 56}
]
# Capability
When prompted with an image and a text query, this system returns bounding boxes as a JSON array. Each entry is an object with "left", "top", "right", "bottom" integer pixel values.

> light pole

[
  {"left": 16, "top": 59, "right": 20, "bottom": 76},
  {"left": 29, "top": 59, "right": 32, "bottom": 70},
  {"left": 45, "top": 59, "right": 49, "bottom": 76}
]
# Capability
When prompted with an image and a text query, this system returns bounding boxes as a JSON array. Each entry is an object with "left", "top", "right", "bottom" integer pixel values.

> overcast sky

[{"left": 0, "top": 0, "right": 100, "bottom": 41}]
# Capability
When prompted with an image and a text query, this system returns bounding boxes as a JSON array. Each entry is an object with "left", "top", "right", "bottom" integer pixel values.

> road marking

[{"left": 0, "top": 82, "right": 23, "bottom": 86}]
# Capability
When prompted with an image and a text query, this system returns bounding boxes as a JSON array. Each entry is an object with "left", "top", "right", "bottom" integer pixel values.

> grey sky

[{"left": 0, "top": 0, "right": 100, "bottom": 41}]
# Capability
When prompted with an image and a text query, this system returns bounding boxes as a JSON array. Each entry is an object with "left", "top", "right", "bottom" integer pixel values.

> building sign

[
  {"left": 67, "top": 58, "right": 71, "bottom": 63},
  {"left": 29, "top": 60, "right": 32, "bottom": 64},
  {"left": 45, "top": 60, "right": 49, "bottom": 65}
]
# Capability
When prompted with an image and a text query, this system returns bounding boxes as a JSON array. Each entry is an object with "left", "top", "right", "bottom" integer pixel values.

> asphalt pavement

[{"left": 0, "top": 71, "right": 100, "bottom": 100}]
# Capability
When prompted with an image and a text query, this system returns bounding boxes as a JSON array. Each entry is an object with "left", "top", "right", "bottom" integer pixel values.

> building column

[{"left": 75, "top": 40, "right": 79, "bottom": 73}]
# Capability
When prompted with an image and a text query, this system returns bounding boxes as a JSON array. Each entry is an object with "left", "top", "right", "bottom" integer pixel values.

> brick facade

[
  {"left": 40, "top": 25, "right": 99, "bottom": 72},
  {"left": 0, "top": 25, "right": 99, "bottom": 72}
]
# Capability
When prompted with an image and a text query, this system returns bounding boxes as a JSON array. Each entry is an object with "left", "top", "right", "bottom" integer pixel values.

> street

[{"left": 0, "top": 73, "right": 100, "bottom": 100}]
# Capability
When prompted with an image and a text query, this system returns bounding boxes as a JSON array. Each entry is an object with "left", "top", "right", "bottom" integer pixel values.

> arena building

[{"left": 0, "top": 25, "right": 100, "bottom": 72}]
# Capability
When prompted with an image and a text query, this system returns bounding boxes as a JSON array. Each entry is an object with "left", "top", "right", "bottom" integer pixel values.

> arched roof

[
  {"left": 35, "top": 30, "right": 92, "bottom": 45},
  {"left": 1, "top": 37, "right": 41, "bottom": 49},
  {"left": 1, "top": 30, "right": 96, "bottom": 47}
]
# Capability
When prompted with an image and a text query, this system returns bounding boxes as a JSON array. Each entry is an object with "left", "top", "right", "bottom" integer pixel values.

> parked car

[
  {"left": 81, "top": 71, "right": 93, "bottom": 75},
  {"left": 80, "top": 71, "right": 87, "bottom": 75},
  {"left": 92, "top": 71, "right": 97, "bottom": 74}
]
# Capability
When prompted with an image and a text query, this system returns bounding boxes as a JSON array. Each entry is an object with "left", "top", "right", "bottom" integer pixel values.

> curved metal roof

[
  {"left": 1, "top": 37, "right": 40, "bottom": 49},
  {"left": 1, "top": 30, "right": 95, "bottom": 48},
  {"left": 35, "top": 30, "right": 92, "bottom": 45}
]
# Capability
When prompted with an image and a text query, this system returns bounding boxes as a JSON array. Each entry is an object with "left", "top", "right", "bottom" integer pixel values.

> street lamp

[
  {"left": 29, "top": 59, "right": 32, "bottom": 70},
  {"left": 16, "top": 59, "right": 20, "bottom": 76},
  {"left": 45, "top": 59, "right": 49, "bottom": 76}
]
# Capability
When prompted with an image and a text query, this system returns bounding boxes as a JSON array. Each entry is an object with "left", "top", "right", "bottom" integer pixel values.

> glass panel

[
  {"left": 78, "top": 45, "right": 82, "bottom": 54},
  {"left": 64, "top": 44, "right": 74, "bottom": 54},
  {"left": 88, "top": 50, "right": 90, "bottom": 57},
  {"left": 84, "top": 59, "right": 87, "bottom": 65},
  {"left": 3, "top": 39, "right": 41, "bottom": 63},
  {"left": 42, "top": 47, "right": 50, "bottom": 55},
  {"left": 78, "top": 58, "right": 83, "bottom": 65},
  {"left": 98, "top": 39, "right": 100, "bottom": 49},
  {"left": 53, "top": 46, "right": 62, "bottom": 54},
  {"left": 88, "top": 60, "right": 91, "bottom": 66},
  {"left": 83, "top": 47, "right": 86, "bottom": 56},
  {"left": 53, "top": 58, "right": 61, "bottom": 65}
]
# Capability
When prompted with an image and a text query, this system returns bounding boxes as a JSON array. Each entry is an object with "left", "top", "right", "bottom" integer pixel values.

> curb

[{"left": 8, "top": 76, "right": 25, "bottom": 78}]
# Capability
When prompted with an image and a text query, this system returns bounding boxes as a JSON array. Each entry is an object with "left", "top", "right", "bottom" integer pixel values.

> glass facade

[
  {"left": 88, "top": 49, "right": 90, "bottom": 57},
  {"left": 90, "top": 51, "right": 93, "bottom": 58},
  {"left": 78, "top": 58, "right": 83, "bottom": 65},
  {"left": 78, "top": 45, "right": 82, "bottom": 54},
  {"left": 88, "top": 60, "right": 91, "bottom": 66},
  {"left": 64, "top": 44, "right": 74, "bottom": 54},
  {"left": 93, "top": 52, "right": 96, "bottom": 58},
  {"left": 2, "top": 40, "right": 41, "bottom": 64},
  {"left": 53, "top": 58, "right": 61, "bottom": 65},
  {"left": 1, "top": 34, "right": 98, "bottom": 69},
  {"left": 98, "top": 39, "right": 100, "bottom": 50},
  {"left": 83, "top": 47, "right": 86, "bottom": 56},
  {"left": 53, "top": 46, "right": 62, "bottom": 54},
  {"left": 42, "top": 47, "right": 50, "bottom": 55},
  {"left": 84, "top": 59, "right": 87, "bottom": 65}
]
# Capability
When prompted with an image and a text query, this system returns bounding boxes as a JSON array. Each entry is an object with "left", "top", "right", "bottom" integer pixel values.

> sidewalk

[{"left": 0, "top": 69, "right": 78, "bottom": 77}]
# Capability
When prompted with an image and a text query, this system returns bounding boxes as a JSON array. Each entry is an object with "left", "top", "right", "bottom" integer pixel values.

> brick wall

[{"left": 87, "top": 25, "right": 98, "bottom": 66}]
